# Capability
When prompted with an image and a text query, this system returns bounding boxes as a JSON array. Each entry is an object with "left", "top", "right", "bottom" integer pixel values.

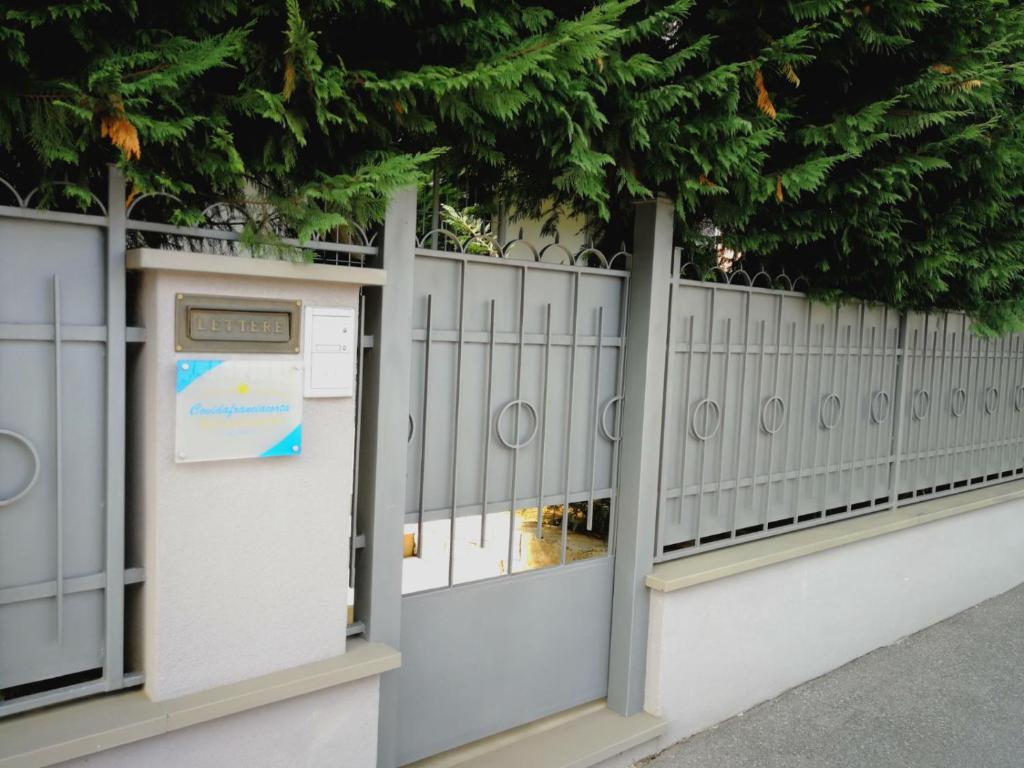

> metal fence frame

[
  {"left": 0, "top": 169, "right": 139, "bottom": 716},
  {"left": 0, "top": 167, "right": 378, "bottom": 716},
  {"left": 400, "top": 231, "right": 631, "bottom": 593},
  {"left": 654, "top": 247, "right": 1024, "bottom": 561}
]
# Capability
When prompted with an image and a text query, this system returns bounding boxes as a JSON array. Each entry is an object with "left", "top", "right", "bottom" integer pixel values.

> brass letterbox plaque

[{"left": 175, "top": 294, "right": 302, "bottom": 353}]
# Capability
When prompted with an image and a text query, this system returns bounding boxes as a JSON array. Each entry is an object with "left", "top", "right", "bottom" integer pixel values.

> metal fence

[
  {"left": 0, "top": 169, "right": 377, "bottom": 715},
  {"left": 401, "top": 230, "right": 630, "bottom": 592},
  {"left": 0, "top": 172, "right": 137, "bottom": 716},
  {"left": 655, "top": 249, "right": 1024, "bottom": 560}
]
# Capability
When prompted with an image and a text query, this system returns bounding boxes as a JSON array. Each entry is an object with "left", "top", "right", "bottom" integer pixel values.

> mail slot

[{"left": 175, "top": 294, "right": 302, "bottom": 353}]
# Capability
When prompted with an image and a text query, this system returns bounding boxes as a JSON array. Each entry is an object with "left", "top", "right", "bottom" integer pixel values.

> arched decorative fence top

[
  {"left": 416, "top": 226, "right": 631, "bottom": 271},
  {"left": 678, "top": 259, "right": 809, "bottom": 293},
  {"left": 0, "top": 175, "right": 379, "bottom": 265},
  {"left": 0, "top": 176, "right": 108, "bottom": 215}
]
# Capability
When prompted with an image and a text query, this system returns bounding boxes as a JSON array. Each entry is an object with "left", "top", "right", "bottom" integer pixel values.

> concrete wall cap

[{"left": 126, "top": 248, "right": 386, "bottom": 286}]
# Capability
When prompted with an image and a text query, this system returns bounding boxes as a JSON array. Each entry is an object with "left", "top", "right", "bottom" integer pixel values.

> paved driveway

[{"left": 643, "top": 583, "right": 1024, "bottom": 768}]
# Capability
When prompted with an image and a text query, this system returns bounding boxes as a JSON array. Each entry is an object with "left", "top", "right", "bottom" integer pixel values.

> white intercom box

[{"left": 302, "top": 306, "right": 356, "bottom": 397}]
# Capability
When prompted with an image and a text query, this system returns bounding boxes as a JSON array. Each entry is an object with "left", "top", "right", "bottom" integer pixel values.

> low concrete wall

[
  {"left": 56, "top": 677, "right": 379, "bottom": 768},
  {"left": 644, "top": 496, "right": 1024, "bottom": 746}
]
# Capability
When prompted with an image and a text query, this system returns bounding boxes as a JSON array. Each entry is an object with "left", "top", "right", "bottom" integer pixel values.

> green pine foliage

[
  {"left": 2, "top": 2, "right": 1023, "bottom": 328},
  {"left": 678, "top": 1, "right": 1024, "bottom": 330}
]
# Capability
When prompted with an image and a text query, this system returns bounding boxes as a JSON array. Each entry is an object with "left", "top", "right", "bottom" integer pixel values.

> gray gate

[
  {"left": 0, "top": 172, "right": 140, "bottom": 715},
  {"left": 395, "top": 232, "right": 630, "bottom": 764}
]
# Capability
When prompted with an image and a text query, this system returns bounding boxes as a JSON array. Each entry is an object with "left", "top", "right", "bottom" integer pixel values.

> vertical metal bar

[
  {"left": 654, "top": 279, "right": 678, "bottom": 556},
  {"left": 728, "top": 292, "right": 752, "bottom": 536},
  {"left": 793, "top": 304, "right": 813, "bottom": 515},
  {"left": 349, "top": 292, "right": 367, "bottom": 591},
  {"left": 761, "top": 297, "right": 784, "bottom": 526},
  {"left": 985, "top": 335, "right": 1003, "bottom": 477},
  {"left": 810, "top": 322, "right": 827, "bottom": 511},
  {"left": 889, "top": 316, "right": 912, "bottom": 510},
  {"left": 430, "top": 164, "right": 440, "bottom": 250},
  {"left": 447, "top": 263, "right": 467, "bottom": 586},
  {"left": 860, "top": 324, "right": 878, "bottom": 501},
  {"left": 848, "top": 307, "right": 868, "bottom": 511},
  {"left": 819, "top": 314, "right": 840, "bottom": 510},
  {"left": 959, "top": 333, "right": 977, "bottom": 482},
  {"left": 943, "top": 318, "right": 962, "bottom": 481},
  {"left": 748, "top": 320, "right": 767, "bottom": 524},
  {"left": 561, "top": 273, "right": 581, "bottom": 564},
  {"left": 1004, "top": 336, "right": 1022, "bottom": 472},
  {"left": 907, "top": 327, "right": 923, "bottom": 496},
  {"left": 52, "top": 275, "right": 64, "bottom": 643},
  {"left": 608, "top": 276, "right": 629, "bottom": 553},
  {"left": 778, "top": 321, "right": 798, "bottom": 512},
  {"left": 929, "top": 317, "right": 950, "bottom": 487},
  {"left": 535, "top": 303, "right": 553, "bottom": 539},
  {"left": 713, "top": 318, "right": 733, "bottom": 522},
  {"left": 416, "top": 295, "right": 433, "bottom": 557},
  {"left": 834, "top": 323, "right": 853, "bottom": 505},
  {"left": 479, "top": 300, "right": 496, "bottom": 546},
  {"left": 921, "top": 319, "right": 940, "bottom": 490},
  {"left": 950, "top": 316, "right": 969, "bottom": 483},
  {"left": 673, "top": 315, "right": 695, "bottom": 534},
  {"left": 870, "top": 310, "right": 891, "bottom": 503},
  {"left": 693, "top": 289, "right": 717, "bottom": 540},
  {"left": 103, "top": 166, "right": 126, "bottom": 690},
  {"left": 1012, "top": 337, "right": 1024, "bottom": 470},
  {"left": 909, "top": 319, "right": 932, "bottom": 493},
  {"left": 994, "top": 333, "right": 1011, "bottom": 474},
  {"left": 586, "top": 306, "right": 605, "bottom": 528},
  {"left": 970, "top": 337, "right": 991, "bottom": 479},
  {"left": 507, "top": 267, "right": 527, "bottom": 571}
]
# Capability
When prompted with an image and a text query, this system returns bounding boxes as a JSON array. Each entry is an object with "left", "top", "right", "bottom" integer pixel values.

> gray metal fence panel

[
  {"left": 0, "top": 183, "right": 137, "bottom": 714},
  {"left": 403, "top": 242, "right": 629, "bottom": 591},
  {"left": 897, "top": 312, "right": 1024, "bottom": 501},
  {"left": 656, "top": 252, "right": 1024, "bottom": 560}
]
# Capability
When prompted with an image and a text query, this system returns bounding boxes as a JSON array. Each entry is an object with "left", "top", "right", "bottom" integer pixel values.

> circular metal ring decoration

[
  {"left": 984, "top": 387, "right": 1000, "bottom": 415},
  {"left": 495, "top": 400, "right": 539, "bottom": 450},
  {"left": 600, "top": 395, "right": 623, "bottom": 442},
  {"left": 869, "top": 391, "right": 891, "bottom": 424},
  {"left": 408, "top": 414, "right": 415, "bottom": 444},
  {"left": 819, "top": 393, "right": 843, "bottom": 430},
  {"left": 912, "top": 389, "right": 931, "bottom": 421},
  {"left": 951, "top": 387, "right": 967, "bottom": 418},
  {"left": 1015, "top": 386, "right": 1024, "bottom": 413},
  {"left": 760, "top": 395, "right": 787, "bottom": 435},
  {"left": 690, "top": 398, "right": 722, "bottom": 441},
  {"left": 0, "top": 429, "right": 41, "bottom": 508}
]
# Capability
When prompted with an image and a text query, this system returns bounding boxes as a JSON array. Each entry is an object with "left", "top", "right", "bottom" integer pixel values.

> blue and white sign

[{"left": 175, "top": 360, "right": 303, "bottom": 463}]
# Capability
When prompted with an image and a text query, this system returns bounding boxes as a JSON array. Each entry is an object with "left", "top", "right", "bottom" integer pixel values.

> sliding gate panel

[
  {"left": 397, "top": 243, "right": 628, "bottom": 765},
  {"left": 0, "top": 217, "right": 111, "bottom": 692}
]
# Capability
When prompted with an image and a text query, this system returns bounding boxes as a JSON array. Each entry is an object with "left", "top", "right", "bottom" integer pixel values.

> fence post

[
  {"left": 355, "top": 186, "right": 417, "bottom": 768},
  {"left": 607, "top": 196, "right": 674, "bottom": 716},
  {"left": 104, "top": 165, "right": 127, "bottom": 691}
]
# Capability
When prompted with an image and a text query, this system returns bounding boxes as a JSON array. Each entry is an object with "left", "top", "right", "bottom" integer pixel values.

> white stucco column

[{"left": 127, "top": 249, "right": 385, "bottom": 701}]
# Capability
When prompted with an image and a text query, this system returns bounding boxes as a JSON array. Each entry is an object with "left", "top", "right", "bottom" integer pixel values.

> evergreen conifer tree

[{"left": 2, "top": 1, "right": 1023, "bottom": 327}]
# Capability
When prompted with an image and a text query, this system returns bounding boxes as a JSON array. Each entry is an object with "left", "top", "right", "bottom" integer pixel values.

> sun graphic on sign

[{"left": 236, "top": 383, "right": 250, "bottom": 395}]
